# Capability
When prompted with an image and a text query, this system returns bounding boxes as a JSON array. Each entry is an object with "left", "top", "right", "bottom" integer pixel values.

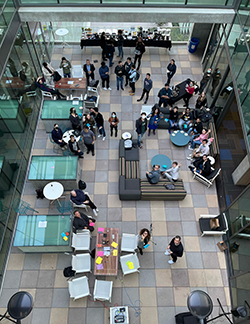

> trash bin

[{"left": 188, "top": 37, "right": 200, "bottom": 53}]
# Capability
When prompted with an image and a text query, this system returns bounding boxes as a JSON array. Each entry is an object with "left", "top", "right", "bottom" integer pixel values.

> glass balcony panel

[
  {"left": 187, "top": 0, "right": 227, "bottom": 4},
  {"left": 3, "top": 0, "right": 15, "bottom": 27}
]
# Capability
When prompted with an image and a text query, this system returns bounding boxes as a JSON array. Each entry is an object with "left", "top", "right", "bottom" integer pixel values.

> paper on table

[
  {"left": 72, "top": 100, "right": 79, "bottom": 105},
  {"left": 96, "top": 264, "right": 103, "bottom": 270},
  {"left": 95, "top": 257, "right": 103, "bottom": 264},
  {"left": 98, "top": 227, "right": 104, "bottom": 232},
  {"left": 67, "top": 81, "right": 73, "bottom": 84},
  {"left": 97, "top": 251, "right": 104, "bottom": 257},
  {"left": 38, "top": 221, "right": 47, "bottom": 228},
  {"left": 111, "top": 242, "right": 118, "bottom": 248},
  {"left": 113, "top": 250, "right": 118, "bottom": 256}
]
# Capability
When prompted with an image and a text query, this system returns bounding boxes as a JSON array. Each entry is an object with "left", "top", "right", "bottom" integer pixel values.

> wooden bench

[{"left": 140, "top": 179, "right": 187, "bottom": 200}]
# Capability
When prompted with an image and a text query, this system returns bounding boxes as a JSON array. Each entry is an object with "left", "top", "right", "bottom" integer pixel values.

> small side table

[
  {"left": 43, "top": 181, "right": 64, "bottom": 205},
  {"left": 56, "top": 28, "right": 70, "bottom": 48},
  {"left": 151, "top": 154, "right": 172, "bottom": 172}
]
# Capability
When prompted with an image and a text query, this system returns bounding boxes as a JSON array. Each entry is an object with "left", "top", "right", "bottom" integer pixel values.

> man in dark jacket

[
  {"left": 165, "top": 235, "right": 184, "bottom": 264},
  {"left": 105, "top": 41, "right": 115, "bottom": 67},
  {"left": 68, "top": 135, "right": 83, "bottom": 158},
  {"left": 136, "top": 112, "right": 148, "bottom": 148},
  {"left": 90, "top": 108, "right": 106, "bottom": 140},
  {"left": 114, "top": 61, "right": 125, "bottom": 91},
  {"left": 146, "top": 165, "right": 161, "bottom": 184},
  {"left": 167, "top": 59, "right": 177, "bottom": 85},
  {"left": 159, "top": 83, "right": 173, "bottom": 107},
  {"left": 51, "top": 124, "right": 67, "bottom": 148},
  {"left": 124, "top": 57, "right": 133, "bottom": 87},
  {"left": 117, "top": 30, "right": 124, "bottom": 59},
  {"left": 81, "top": 126, "right": 95, "bottom": 156},
  {"left": 73, "top": 210, "right": 95, "bottom": 232},
  {"left": 99, "top": 62, "right": 111, "bottom": 90},
  {"left": 199, "top": 68, "right": 211, "bottom": 94},
  {"left": 70, "top": 189, "right": 98, "bottom": 216},
  {"left": 83, "top": 59, "right": 95, "bottom": 86},
  {"left": 192, "top": 154, "right": 212, "bottom": 178},
  {"left": 137, "top": 73, "right": 153, "bottom": 104}
]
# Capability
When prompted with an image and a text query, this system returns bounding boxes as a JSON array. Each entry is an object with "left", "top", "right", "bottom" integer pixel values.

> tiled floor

[{"left": 0, "top": 45, "right": 231, "bottom": 324}]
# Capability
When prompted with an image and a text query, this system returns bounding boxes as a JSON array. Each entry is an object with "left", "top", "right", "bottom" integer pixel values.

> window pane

[
  {"left": 3, "top": 0, "right": 15, "bottom": 26},
  {"left": 187, "top": 0, "right": 227, "bottom": 4}
]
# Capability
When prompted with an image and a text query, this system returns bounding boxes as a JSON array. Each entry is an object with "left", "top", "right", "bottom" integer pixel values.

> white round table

[
  {"left": 121, "top": 132, "right": 132, "bottom": 140},
  {"left": 55, "top": 28, "right": 70, "bottom": 48},
  {"left": 43, "top": 182, "right": 64, "bottom": 204},
  {"left": 63, "top": 129, "right": 81, "bottom": 144}
]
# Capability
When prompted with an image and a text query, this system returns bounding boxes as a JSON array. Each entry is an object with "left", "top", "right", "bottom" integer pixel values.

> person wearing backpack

[
  {"left": 124, "top": 57, "right": 133, "bottom": 87},
  {"left": 137, "top": 73, "right": 153, "bottom": 104},
  {"left": 134, "top": 37, "right": 145, "bottom": 70},
  {"left": 128, "top": 64, "right": 137, "bottom": 96}
]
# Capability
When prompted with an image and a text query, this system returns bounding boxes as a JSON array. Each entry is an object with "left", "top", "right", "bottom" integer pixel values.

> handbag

[
  {"left": 53, "top": 71, "right": 62, "bottom": 82},
  {"left": 164, "top": 183, "right": 175, "bottom": 190}
]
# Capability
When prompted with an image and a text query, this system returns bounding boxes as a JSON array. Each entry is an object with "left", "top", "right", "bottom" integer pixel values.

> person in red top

[{"left": 183, "top": 81, "right": 195, "bottom": 108}]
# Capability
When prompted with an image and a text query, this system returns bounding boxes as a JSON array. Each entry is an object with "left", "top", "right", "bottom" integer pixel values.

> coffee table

[
  {"left": 151, "top": 154, "right": 172, "bottom": 172},
  {"left": 94, "top": 227, "right": 119, "bottom": 276},
  {"left": 43, "top": 181, "right": 64, "bottom": 205},
  {"left": 171, "top": 130, "right": 190, "bottom": 147}
]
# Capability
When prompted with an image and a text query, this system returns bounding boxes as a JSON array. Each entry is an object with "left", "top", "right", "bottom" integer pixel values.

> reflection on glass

[{"left": 3, "top": 0, "right": 15, "bottom": 26}]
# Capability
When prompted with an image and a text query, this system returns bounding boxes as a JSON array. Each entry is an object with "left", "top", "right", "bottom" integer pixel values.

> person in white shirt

[
  {"left": 162, "top": 162, "right": 181, "bottom": 182},
  {"left": 187, "top": 139, "right": 210, "bottom": 161}
]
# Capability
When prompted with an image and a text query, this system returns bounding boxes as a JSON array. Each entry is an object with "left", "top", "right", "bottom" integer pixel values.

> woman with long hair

[
  {"left": 194, "top": 91, "right": 207, "bottom": 119},
  {"left": 134, "top": 37, "right": 145, "bottom": 70},
  {"left": 69, "top": 107, "right": 81, "bottom": 131},
  {"left": 147, "top": 104, "right": 163, "bottom": 136},
  {"left": 137, "top": 228, "right": 151, "bottom": 255}
]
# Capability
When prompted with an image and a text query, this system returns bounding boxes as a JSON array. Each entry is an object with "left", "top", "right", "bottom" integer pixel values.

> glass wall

[
  {"left": 0, "top": 23, "right": 42, "bottom": 286},
  {"left": 0, "top": 0, "right": 15, "bottom": 45}
]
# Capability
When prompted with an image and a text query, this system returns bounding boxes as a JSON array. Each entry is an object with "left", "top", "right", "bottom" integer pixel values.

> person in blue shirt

[
  {"left": 51, "top": 124, "right": 67, "bottom": 148},
  {"left": 70, "top": 189, "right": 99, "bottom": 216},
  {"left": 159, "top": 83, "right": 173, "bottom": 107},
  {"left": 167, "top": 59, "right": 177, "bottom": 85},
  {"left": 147, "top": 104, "right": 163, "bottom": 136},
  {"left": 99, "top": 62, "right": 111, "bottom": 90}
]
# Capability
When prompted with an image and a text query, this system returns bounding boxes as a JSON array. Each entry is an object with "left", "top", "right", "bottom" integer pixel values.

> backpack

[
  {"left": 78, "top": 180, "right": 87, "bottom": 190},
  {"left": 164, "top": 183, "right": 175, "bottom": 190},
  {"left": 135, "top": 70, "right": 140, "bottom": 82},
  {"left": 53, "top": 71, "right": 62, "bottom": 82},
  {"left": 36, "top": 189, "right": 45, "bottom": 199},
  {"left": 89, "top": 80, "right": 99, "bottom": 87},
  {"left": 201, "top": 113, "right": 212, "bottom": 123},
  {"left": 63, "top": 266, "right": 75, "bottom": 278},
  {"left": 124, "top": 139, "right": 132, "bottom": 149}
]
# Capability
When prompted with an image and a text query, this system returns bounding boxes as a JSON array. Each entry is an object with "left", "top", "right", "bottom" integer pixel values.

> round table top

[
  {"left": 171, "top": 130, "right": 190, "bottom": 147},
  {"left": 56, "top": 28, "right": 69, "bottom": 36},
  {"left": 122, "top": 132, "right": 132, "bottom": 140},
  {"left": 43, "top": 182, "right": 64, "bottom": 200},
  {"left": 151, "top": 154, "right": 172, "bottom": 172},
  {"left": 63, "top": 129, "right": 81, "bottom": 144}
]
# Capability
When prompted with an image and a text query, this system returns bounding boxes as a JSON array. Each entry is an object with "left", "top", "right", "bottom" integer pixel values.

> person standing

[
  {"left": 90, "top": 108, "right": 106, "bottom": 140},
  {"left": 137, "top": 73, "right": 153, "bottom": 104},
  {"left": 60, "top": 57, "right": 72, "bottom": 78},
  {"left": 199, "top": 68, "right": 211, "bottom": 94},
  {"left": 99, "top": 62, "right": 111, "bottom": 90},
  {"left": 167, "top": 59, "right": 177, "bottom": 85},
  {"left": 128, "top": 64, "right": 137, "bottom": 96},
  {"left": 69, "top": 107, "right": 81, "bottom": 131},
  {"left": 115, "top": 61, "right": 125, "bottom": 91},
  {"left": 51, "top": 124, "right": 67, "bottom": 148},
  {"left": 124, "top": 57, "right": 133, "bottom": 87},
  {"left": 108, "top": 112, "right": 119, "bottom": 137},
  {"left": 162, "top": 162, "right": 181, "bottom": 183},
  {"left": 159, "top": 83, "right": 173, "bottom": 107},
  {"left": 137, "top": 228, "right": 151, "bottom": 255},
  {"left": 100, "top": 32, "right": 107, "bottom": 61},
  {"left": 146, "top": 165, "right": 161, "bottom": 184},
  {"left": 136, "top": 112, "right": 147, "bottom": 148},
  {"left": 68, "top": 135, "right": 83, "bottom": 158},
  {"left": 164, "top": 235, "right": 184, "bottom": 264},
  {"left": 168, "top": 106, "right": 179, "bottom": 134},
  {"left": 81, "top": 126, "right": 95, "bottom": 156},
  {"left": 134, "top": 37, "right": 145, "bottom": 70},
  {"left": 147, "top": 105, "right": 163, "bottom": 136},
  {"left": 70, "top": 189, "right": 99, "bottom": 216},
  {"left": 117, "top": 30, "right": 124, "bottom": 59},
  {"left": 83, "top": 59, "right": 95, "bottom": 86},
  {"left": 211, "top": 68, "right": 221, "bottom": 97},
  {"left": 183, "top": 81, "right": 195, "bottom": 108},
  {"left": 105, "top": 41, "right": 115, "bottom": 67}
]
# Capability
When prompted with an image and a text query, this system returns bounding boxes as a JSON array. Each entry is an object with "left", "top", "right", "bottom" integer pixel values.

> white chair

[
  {"left": 26, "top": 90, "right": 37, "bottom": 97},
  {"left": 71, "top": 232, "right": 91, "bottom": 252},
  {"left": 83, "top": 93, "right": 100, "bottom": 109},
  {"left": 120, "top": 253, "right": 140, "bottom": 276},
  {"left": 72, "top": 65, "right": 83, "bottom": 78},
  {"left": 121, "top": 233, "right": 138, "bottom": 253},
  {"left": 193, "top": 168, "right": 221, "bottom": 188},
  {"left": 41, "top": 90, "right": 55, "bottom": 100},
  {"left": 69, "top": 94, "right": 83, "bottom": 101},
  {"left": 199, "top": 213, "right": 228, "bottom": 237},
  {"left": 93, "top": 280, "right": 113, "bottom": 303},
  {"left": 72, "top": 253, "right": 91, "bottom": 274},
  {"left": 70, "top": 200, "right": 88, "bottom": 212},
  {"left": 68, "top": 276, "right": 90, "bottom": 301},
  {"left": 87, "top": 80, "right": 100, "bottom": 97}
]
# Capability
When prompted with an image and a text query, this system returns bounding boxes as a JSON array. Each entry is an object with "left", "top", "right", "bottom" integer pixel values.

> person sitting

[
  {"left": 73, "top": 210, "right": 95, "bottom": 232},
  {"left": 147, "top": 104, "right": 163, "bottom": 136},
  {"left": 83, "top": 59, "right": 95, "bottom": 86},
  {"left": 137, "top": 228, "right": 151, "bottom": 255},
  {"left": 42, "top": 62, "right": 55, "bottom": 87},
  {"left": 178, "top": 107, "right": 193, "bottom": 131},
  {"left": 51, "top": 124, "right": 67, "bottom": 148},
  {"left": 159, "top": 83, "right": 173, "bottom": 107},
  {"left": 189, "top": 128, "right": 211, "bottom": 150},
  {"left": 187, "top": 139, "right": 210, "bottom": 161},
  {"left": 68, "top": 135, "right": 83, "bottom": 158},
  {"left": 69, "top": 107, "right": 81, "bottom": 132},
  {"left": 187, "top": 117, "right": 203, "bottom": 136},
  {"left": 189, "top": 154, "right": 212, "bottom": 179},
  {"left": 36, "top": 76, "right": 66, "bottom": 100},
  {"left": 70, "top": 189, "right": 99, "bottom": 216},
  {"left": 168, "top": 106, "right": 179, "bottom": 134},
  {"left": 162, "top": 162, "right": 181, "bottom": 183},
  {"left": 146, "top": 164, "right": 161, "bottom": 184}
]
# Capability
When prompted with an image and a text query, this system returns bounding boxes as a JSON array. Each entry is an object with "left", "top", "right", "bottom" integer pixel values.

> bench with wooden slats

[
  {"left": 140, "top": 179, "right": 187, "bottom": 200},
  {"left": 208, "top": 120, "right": 219, "bottom": 158},
  {"left": 125, "top": 161, "right": 140, "bottom": 179},
  {"left": 119, "top": 157, "right": 125, "bottom": 176}
]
